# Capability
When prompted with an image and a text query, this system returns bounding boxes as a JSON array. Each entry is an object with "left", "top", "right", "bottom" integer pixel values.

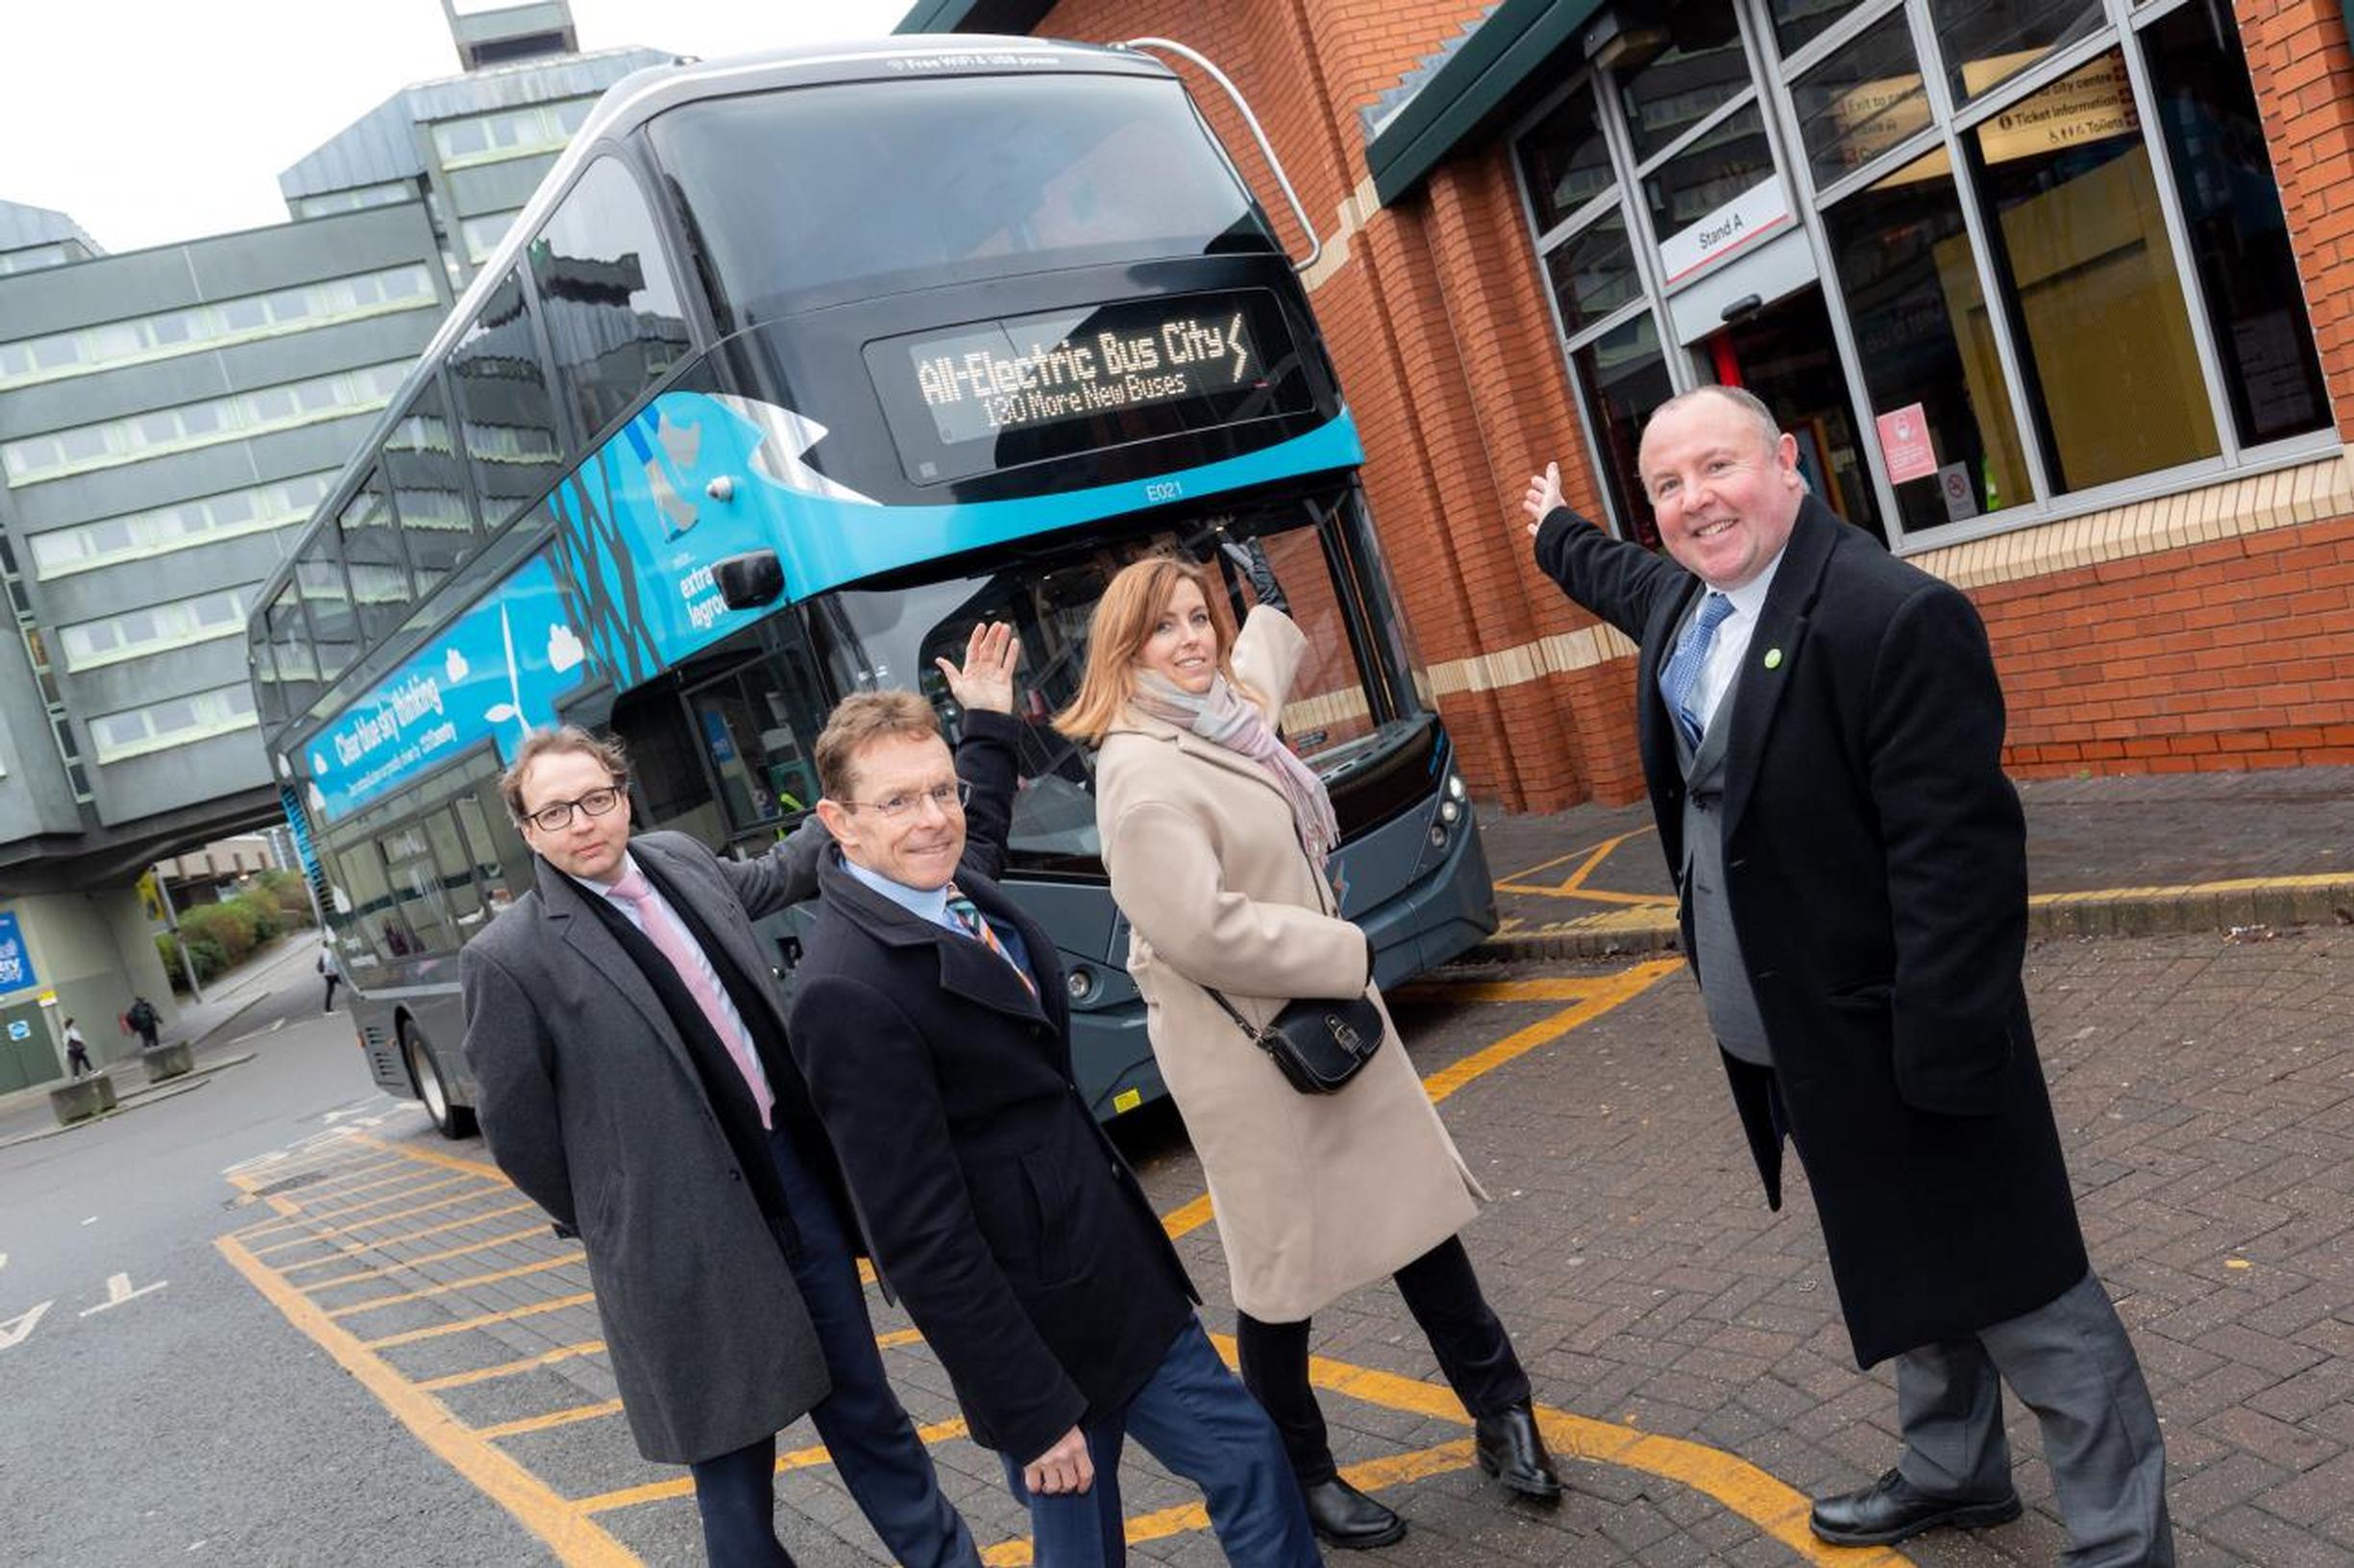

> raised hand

[
  {"left": 1522, "top": 461, "right": 1565, "bottom": 536},
  {"left": 936, "top": 621, "right": 1021, "bottom": 715}
]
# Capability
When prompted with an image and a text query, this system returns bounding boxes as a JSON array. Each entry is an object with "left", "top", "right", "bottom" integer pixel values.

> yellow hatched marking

[
  {"left": 415, "top": 1340, "right": 607, "bottom": 1393},
  {"left": 1493, "top": 827, "right": 1675, "bottom": 906},
  {"left": 246, "top": 1184, "right": 514, "bottom": 1255},
  {"left": 576, "top": 1418, "right": 971, "bottom": 1514},
  {"left": 1420, "top": 960, "right": 1680, "bottom": 1106},
  {"left": 347, "top": 1133, "right": 507, "bottom": 1181},
  {"left": 281, "top": 1161, "right": 440, "bottom": 1208},
  {"left": 477, "top": 1400, "right": 625, "bottom": 1441},
  {"left": 298, "top": 1171, "right": 480, "bottom": 1222},
  {"left": 327, "top": 1253, "right": 586, "bottom": 1318},
  {"left": 214, "top": 1232, "right": 637, "bottom": 1566},
  {"left": 295, "top": 1218, "right": 549, "bottom": 1288},
  {"left": 977, "top": 1438, "right": 1478, "bottom": 1565},
  {"left": 875, "top": 1327, "right": 924, "bottom": 1350},
  {"left": 362, "top": 1290, "right": 599, "bottom": 1349}
]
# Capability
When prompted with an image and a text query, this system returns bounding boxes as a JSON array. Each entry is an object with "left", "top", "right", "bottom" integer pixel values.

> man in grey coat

[{"left": 461, "top": 626, "right": 1022, "bottom": 1568}]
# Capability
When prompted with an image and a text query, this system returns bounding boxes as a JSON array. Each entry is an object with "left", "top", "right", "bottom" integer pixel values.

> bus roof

[{"left": 249, "top": 34, "right": 1178, "bottom": 638}]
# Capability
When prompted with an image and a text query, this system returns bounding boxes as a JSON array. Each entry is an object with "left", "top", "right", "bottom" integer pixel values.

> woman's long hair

[{"left": 1053, "top": 553, "right": 1261, "bottom": 747}]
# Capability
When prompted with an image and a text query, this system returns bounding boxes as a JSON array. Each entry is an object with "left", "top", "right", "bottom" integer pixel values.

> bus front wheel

[{"left": 403, "top": 1022, "right": 478, "bottom": 1140}]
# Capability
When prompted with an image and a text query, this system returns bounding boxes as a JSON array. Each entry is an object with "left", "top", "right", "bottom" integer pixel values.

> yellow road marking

[
  {"left": 1494, "top": 827, "right": 1675, "bottom": 906},
  {"left": 295, "top": 1219, "right": 551, "bottom": 1288},
  {"left": 280, "top": 1161, "right": 441, "bottom": 1209},
  {"left": 363, "top": 1290, "right": 599, "bottom": 1349},
  {"left": 415, "top": 1340, "right": 607, "bottom": 1392},
  {"left": 249, "top": 1185, "right": 515, "bottom": 1253},
  {"left": 349, "top": 1133, "right": 508, "bottom": 1181},
  {"left": 214, "top": 1232, "right": 637, "bottom": 1566},
  {"left": 576, "top": 1418, "right": 972, "bottom": 1514},
  {"left": 875, "top": 1327, "right": 924, "bottom": 1350},
  {"left": 477, "top": 1400, "right": 626, "bottom": 1441},
  {"left": 977, "top": 1437, "right": 1481, "bottom": 1565},
  {"left": 1421, "top": 960, "right": 1680, "bottom": 1106},
  {"left": 327, "top": 1253, "right": 586, "bottom": 1318},
  {"left": 1223, "top": 1335, "right": 1914, "bottom": 1568},
  {"left": 298, "top": 1171, "right": 480, "bottom": 1222}
]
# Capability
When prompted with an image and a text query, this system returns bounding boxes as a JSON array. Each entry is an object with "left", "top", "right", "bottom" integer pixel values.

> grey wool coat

[
  {"left": 1096, "top": 606, "right": 1481, "bottom": 1324},
  {"left": 459, "top": 829, "right": 831, "bottom": 1465}
]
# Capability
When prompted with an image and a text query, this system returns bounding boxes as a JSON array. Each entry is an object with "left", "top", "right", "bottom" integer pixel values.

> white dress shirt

[{"left": 1689, "top": 542, "right": 1791, "bottom": 739}]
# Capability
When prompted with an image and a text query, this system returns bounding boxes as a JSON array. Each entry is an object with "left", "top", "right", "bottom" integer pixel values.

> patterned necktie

[
  {"left": 1659, "top": 592, "right": 1735, "bottom": 748},
  {"left": 944, "top": 882, "right": 1037, "bottom": 998},
  {"left": 609, "top": 865, "right": 774, "bottom": 1127}
]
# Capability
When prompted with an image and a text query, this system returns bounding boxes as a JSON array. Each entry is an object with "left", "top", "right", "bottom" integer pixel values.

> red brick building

[{"left": 905, "top": 0, "right": 2354, "bottom": 810}]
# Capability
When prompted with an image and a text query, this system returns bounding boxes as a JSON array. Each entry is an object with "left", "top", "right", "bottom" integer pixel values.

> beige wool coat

[{"left": 1096, "top": 606, "right": 1482, "bottom": 1323}]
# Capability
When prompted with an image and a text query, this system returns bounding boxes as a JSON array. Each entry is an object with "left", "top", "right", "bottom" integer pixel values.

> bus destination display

[{"left": 907, "top": 302, "right": 1264, "bottom": 447}]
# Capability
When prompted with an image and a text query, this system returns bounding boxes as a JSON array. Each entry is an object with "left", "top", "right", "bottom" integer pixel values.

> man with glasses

[
  {"left": 460, "top": 626, "right": 1022, "bottom": 1568},
  {"left": 786, "top": 692, "right": 1320, "bottom": 1567}
]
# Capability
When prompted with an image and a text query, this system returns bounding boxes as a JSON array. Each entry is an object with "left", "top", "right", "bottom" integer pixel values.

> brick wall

[{"left": 1019, "top": 0, "right": 2354, "bottom": 809}]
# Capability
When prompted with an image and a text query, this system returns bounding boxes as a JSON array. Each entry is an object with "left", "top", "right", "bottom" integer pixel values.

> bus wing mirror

[{"left": 714, "top": 551, "right": 785, "bottom": 610}]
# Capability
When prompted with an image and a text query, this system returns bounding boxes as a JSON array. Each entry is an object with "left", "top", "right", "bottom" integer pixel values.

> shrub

[
  {"left": 157, "top": 934, "right": 185, "bottom": 991},
  {"left": 183, "top": 937, "right": 229, "bottom": 985},
  {"left": 257, "top": 870, "right": 313, "bottom": 925},
  {"left": 180, "top": 901, "right": 257, "bottom": 966},
  {"left": 233, "top": 890, "right": 283, "bottom": 944}
]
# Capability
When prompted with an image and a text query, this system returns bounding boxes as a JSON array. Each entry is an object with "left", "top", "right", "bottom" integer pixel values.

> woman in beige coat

[{"left": 1058, "top": 554, "right": 1559, "bottom": 1550}]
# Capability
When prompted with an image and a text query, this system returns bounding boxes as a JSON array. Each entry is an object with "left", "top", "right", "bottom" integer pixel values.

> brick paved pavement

[{"left": 210, "top": 924, "right": 2354, "bottom": 1565}]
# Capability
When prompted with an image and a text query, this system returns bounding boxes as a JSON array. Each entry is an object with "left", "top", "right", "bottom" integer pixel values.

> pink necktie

[{"left": 609, "top": 865, "right": 774, "bottom": 1128}]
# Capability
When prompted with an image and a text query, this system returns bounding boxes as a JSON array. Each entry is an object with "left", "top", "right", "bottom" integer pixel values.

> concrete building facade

[
  {"left": 905, "top": 0, "right": 2354, "bottom": 812},
  {"left": 0, "top": 1, "right": 664, "bottom": 1072}
]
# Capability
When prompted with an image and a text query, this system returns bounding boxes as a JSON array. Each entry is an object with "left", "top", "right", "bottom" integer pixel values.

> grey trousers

[{"left": 1896, "top": 1269, "right": 2174, "bottom": 1567}]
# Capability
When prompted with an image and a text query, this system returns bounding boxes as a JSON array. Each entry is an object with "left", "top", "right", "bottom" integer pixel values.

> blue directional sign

[{"left": 0, "top": 912, "right": 36, "bottom": 995}]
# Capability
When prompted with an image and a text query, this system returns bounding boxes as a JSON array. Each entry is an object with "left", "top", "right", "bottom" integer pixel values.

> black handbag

[{"left": 1206, "top": 987, "right": 1385, "bottom": 1094}]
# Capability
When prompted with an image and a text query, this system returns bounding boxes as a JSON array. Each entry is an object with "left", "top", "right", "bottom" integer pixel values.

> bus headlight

[
  {"left": 1439, "top": 798, "right": 1462, "bottom": 824},
  {"left": 1430, "top": 823, "right": 1449, "bottom": 848},
  {"left": 1067, "top": 966, "right": 1097, "bottom": 1003},
  {"left": 1447, "top": 772, "right": 1467, "bottom": 802}
]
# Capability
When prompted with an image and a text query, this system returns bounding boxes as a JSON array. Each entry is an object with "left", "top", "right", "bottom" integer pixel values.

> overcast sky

[{"left": 1, "top": 0, "right": 915, "bottom": 255}]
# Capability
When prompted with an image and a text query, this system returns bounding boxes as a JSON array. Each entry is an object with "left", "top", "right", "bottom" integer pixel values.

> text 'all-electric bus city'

[{"left": 247, "top": 36, "right": 1496, "bottom": 1139}]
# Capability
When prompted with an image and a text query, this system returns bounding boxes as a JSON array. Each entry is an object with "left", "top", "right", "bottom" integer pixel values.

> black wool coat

[
  {"left": 789, "top": 854, "right": 1198, "bottom": 1465},
  {"left": 1534, "top": 496, "right": 2088, "bottom": 1366}
]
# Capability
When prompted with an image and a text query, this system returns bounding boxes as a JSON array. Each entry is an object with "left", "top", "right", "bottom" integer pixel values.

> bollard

[
  {"left": 140, "top": 1041, "right": 195, "bottom": 1084},
  {"left": 49, "top": 1069, "right": 119, "bottom": 1126}
]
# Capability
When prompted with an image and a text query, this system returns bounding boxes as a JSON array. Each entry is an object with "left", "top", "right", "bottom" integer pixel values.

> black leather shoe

[
  {"left": 1474, "top": 1402, "right": 1563, "bottom": 1502},
  {"left": 1301, "top": 1477, "right": 1407, "bottom": 1550},
  {"left": 1809, "top": 1469, "right": 2023, "bottom": 1545}
]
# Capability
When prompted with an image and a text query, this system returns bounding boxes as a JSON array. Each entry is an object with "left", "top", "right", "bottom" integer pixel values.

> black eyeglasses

[
  {"left": 522, "top": 786, "right": 624, "bottom": 833},
  {"left": 835, "top": 778, "right": 971, "bottom": 821}
]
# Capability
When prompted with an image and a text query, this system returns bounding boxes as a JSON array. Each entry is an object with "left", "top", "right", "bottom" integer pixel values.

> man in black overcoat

[
  {"left": 461, "top": 626, "right": 1024, "bottom": 1568},
  {"left": 1523, "top": 385, "right": 2171, "bottom": 1565},
  {"left": 788, "top": 691, "right": 1319, "bottom": 1568}
]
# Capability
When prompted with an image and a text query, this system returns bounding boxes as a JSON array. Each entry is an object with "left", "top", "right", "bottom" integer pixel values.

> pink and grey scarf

[{"left": 1132, "top": 671, "right": 1340, "bottom": 869}]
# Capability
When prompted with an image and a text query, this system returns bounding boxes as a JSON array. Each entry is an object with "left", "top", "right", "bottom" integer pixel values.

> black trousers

[{"left": 1235, "top": 1235, "right": 1531, "bottom": 1484}]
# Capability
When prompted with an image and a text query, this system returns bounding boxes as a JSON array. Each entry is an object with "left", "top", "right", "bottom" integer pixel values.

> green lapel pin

[{"left": 1763, "top": 648, "right": 1783, "bottom": 670}]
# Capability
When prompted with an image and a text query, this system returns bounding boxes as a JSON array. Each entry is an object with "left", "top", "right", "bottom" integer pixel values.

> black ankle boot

[
  {"left": 1475, "top": 1401, "right": 1563, "bottom": 1502},
  {"left": 1300, "top": 1476, "right": 1407, "bottom": 1549}
]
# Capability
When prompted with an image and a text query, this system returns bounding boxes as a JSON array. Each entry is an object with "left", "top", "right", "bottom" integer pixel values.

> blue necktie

[{"left": 1659, "top": 592, "right": 1734, "bottom": 747}]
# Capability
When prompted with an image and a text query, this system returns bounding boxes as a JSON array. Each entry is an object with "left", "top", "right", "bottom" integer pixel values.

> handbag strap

[{"left": 1204, "top": 987, "right": 1264, "bottom": 1041}]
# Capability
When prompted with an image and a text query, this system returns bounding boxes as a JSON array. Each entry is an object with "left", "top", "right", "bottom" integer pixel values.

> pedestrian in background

[
  {"left": 64, "top": 1017, "right": 93, "bottom": 1078},
  {"left": 126, "top": 995, "right": 160, "bottom": 1051},
  {"left": 316, "top": 945, "right": 341, "bottom": 1014},
  {"left": 1524, "top": 384, "right": 2171, "bottom": 1563},
  {"left": 1060, "top": 553, "right": 1560, "bottom": 1551}
]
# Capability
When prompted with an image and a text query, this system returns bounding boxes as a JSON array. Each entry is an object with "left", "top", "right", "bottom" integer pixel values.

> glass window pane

[
  {"left": 293, "top": 530, "right": 359, "bottom": 681},
  {"left": 1967, "top": 51, "right": 2219, "bottom": 491},
  {"left": 425, "top": 810, "right": 485, "bottom": 932},
  {"left": 384, "top": 380, "right": 478, "bottom": 594},
  {"left": 1571, "top": 312, "right": 1676, "bottom": 549},
  {"left": 1768, "top": 0, "right": 1863, "bottom": 58},
  {"left": 1616, "top": 0, "right": 1753, "bottom": 163},
  {"left": 530, "top": 157, "right": 694, "bottom": 440},
  {"left": 1517, "top": 85, "right": 1615, "bottom": 234},
  {"left": 1544, "top": 208, "right": 1642, "bottom": 335},
  {"left": 2143, "top": 3, "right": 2330, "bottom": 448},
  {"left": 1932, "top": 0, "right": 2105, "bottom": 105},
  {"left": 335, "top": 472, "right": 412, "bottom": 645},
  {"left": 1643, "top": 101, "right": 1778, "bottom": 272},
  {"left": 450, "top": 269, "right": 565, "bottom": 529},
  {"left": 1826, "top": 147, "right": 2033, "bottom": 533},
  {"left": 220, "top": 297, "right": 269, "bottom": 331},
  {"left": 1792, "top": 10, "right": 1933, "bottom": 188}
]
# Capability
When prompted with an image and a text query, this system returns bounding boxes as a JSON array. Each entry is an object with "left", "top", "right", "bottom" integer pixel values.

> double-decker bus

[{"left": 248, "top": 36, "right": 1496, "bottom": 1139}]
